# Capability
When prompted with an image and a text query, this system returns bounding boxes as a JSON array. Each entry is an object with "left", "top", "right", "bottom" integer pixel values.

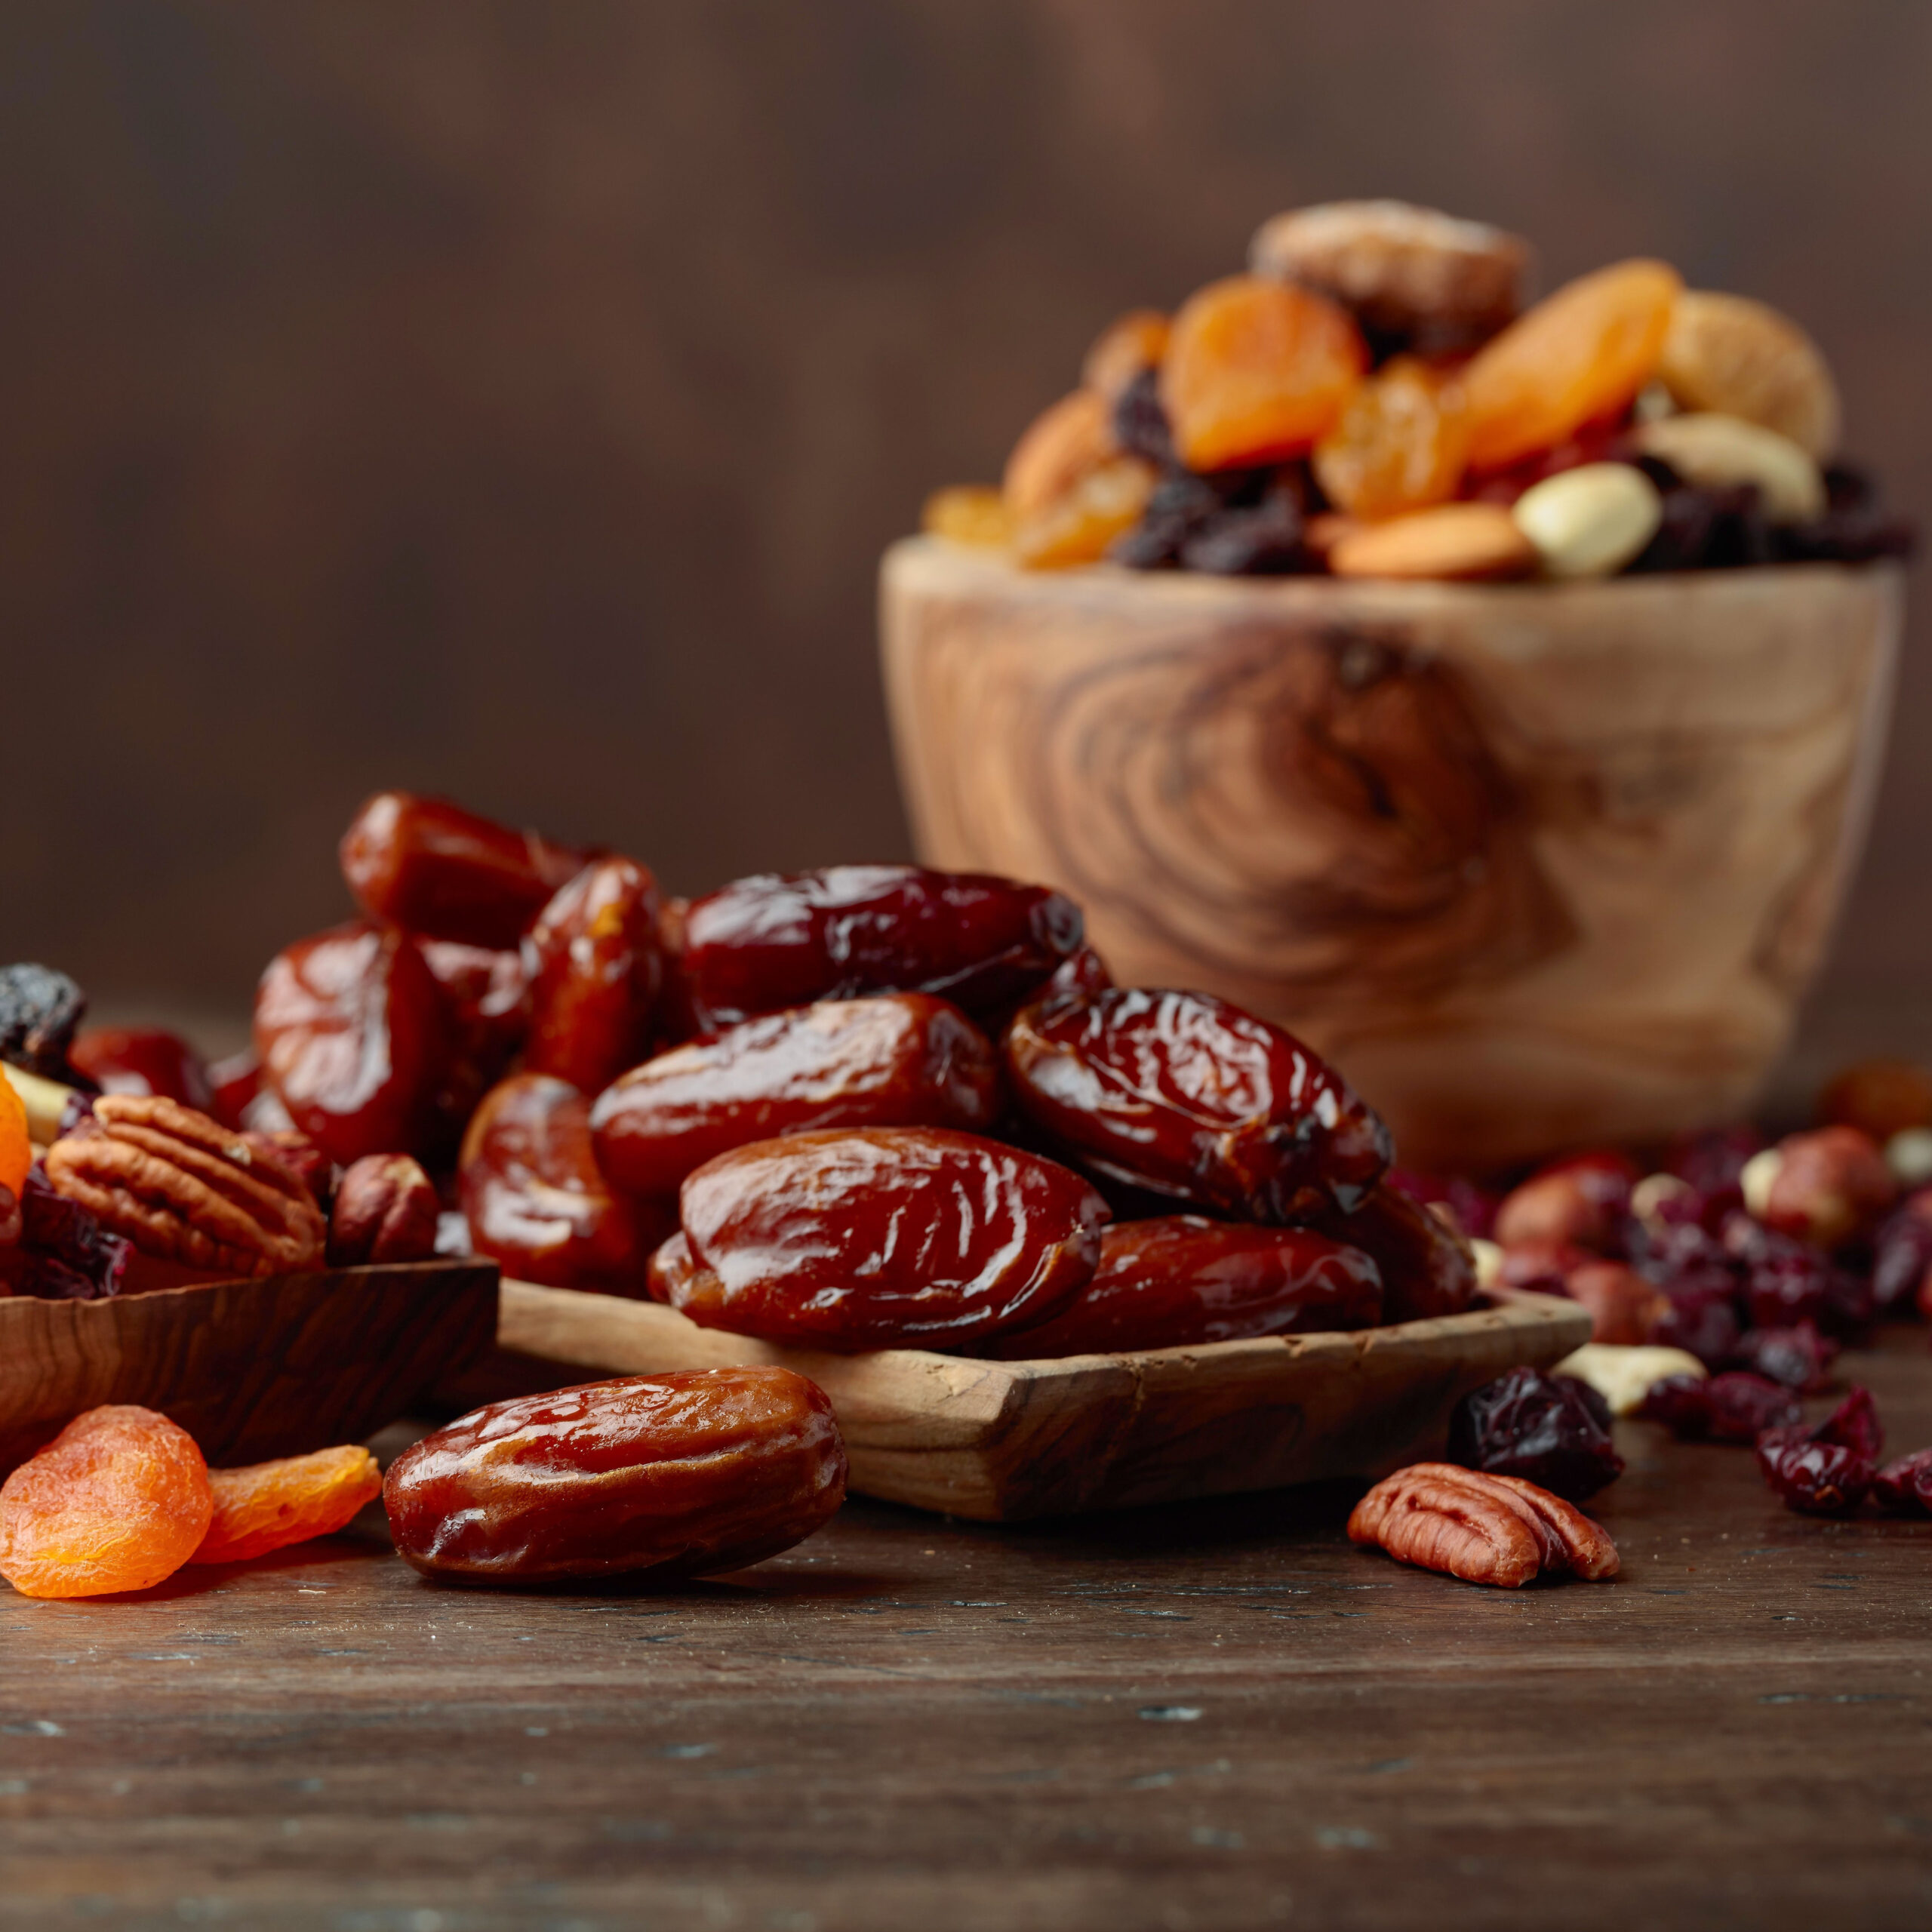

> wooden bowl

[
  {"left": 0, "top": 1259, "right": 500, "bottom": 1475},
  {"left": 881, "top": 540, "right": 1904, "bottom": 1169},
  {"left": 441, "top": 1280, "right": 1593, "bottom": 1522}
]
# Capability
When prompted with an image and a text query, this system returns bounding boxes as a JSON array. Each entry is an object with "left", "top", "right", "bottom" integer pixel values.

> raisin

[
  {"left": 1461, "top": 260, "right": 1681, "bottom": 473},
  {"left": 1161, "top": 275, "right": 1367, "bottom": 472},
  {"left": 0, "top": 964, "right": 87, "bottom": 1079},
  {"left": 1445, "top": 1366, "right": 1625, "bottom": 1502},
  {"left": 1312, "top": 356, "right": 1469, "bottom": 518},
  {"left": 190, "top": 1445, "right": 383, "bottom": 1565},
  {"left": 0, "top": 1406, "right": 212, "bottom": 1598},
  {"left": 980, "top": 1215, "right": 1383, "bottom": 1358},
  {"left": 675, "top": 1127, "right": 1108, "bottom": 1349},
  {"left": 1178, "top": 488, "right": 1313, "bottom": 575},
  {"left": 1110, "top": 365, "right": 1180, "bottom": 469},
  {"left": 383, "top": 1368, "right": 848, "bottom": 1584},
  {"left": 591, "top": 994, "right": 1002, "bottom": 1201},
  {"left": 1004, "top": 984, "right": 1391, "bottom": 1224}
]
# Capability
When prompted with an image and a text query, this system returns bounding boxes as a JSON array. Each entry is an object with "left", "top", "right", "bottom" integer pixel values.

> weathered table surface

[{"left": 3, "top": 1333, "right": 1930, "bottom": 1932}]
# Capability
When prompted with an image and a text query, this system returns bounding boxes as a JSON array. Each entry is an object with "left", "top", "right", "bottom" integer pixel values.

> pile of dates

[
  {"left": 1, "top": 791, "right": 1478, "bottom": 1353},
  {"left": 924, "top": 198, "right": 1915, "bottom": 582}
]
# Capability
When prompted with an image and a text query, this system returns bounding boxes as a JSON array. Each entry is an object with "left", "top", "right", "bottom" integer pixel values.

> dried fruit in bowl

[
  {"left": 1081, "top": 309, "right": 1171, "bottom": 400},
  {"left": 521, "top": 857, "right": 664, "bottom": 1094},
  {"left": 1159, "top": 275, "right": 1367, "bottom": 472},
  {"left": 673, "top": 1127, "right": 1108, "bottom": 1349},
  {"left": 592, "top": 993, "right": 1001, "bottom": 1201},
  {"left": 460, "top": 1073, "right": 671, "bottom": 1295},
  {"left": 255, "top": 922, "right": 454, "bottom": 1166},
  {"left": 191, "top": 1445, "right": 383, "bottom": 1564},
  {"left": 69, "top": 1028, "right": 214, "bottom": 1111},
  {"left": 1003, "top": 984, "right": 1391, "bottom": 1223},
  {"left": 1657, "top": 291, "right": 1840, "bottom": 460},
  {"left": 383, "top": 1368, "right": 848, "bottom": 1584},
  {"left": 979, "top": 1216, "right": 1381, "bottom": 1359},
  {"left": 677, "top": 865, "right": 1082, "bottom": 1033},
  {"left": 1327, "top": 503, "right": 1537, "bottom": 581},
  {"left": 1312, "top": 356, "right": 1469, "bottom": 519},
  {"left": 0, "top": 1073, "right": 29, "bottom": 1201},
  {"left": 0, "top": 1406, "right": 213, "bottom": 1598},
  {"left": 340, "top": 791, "right": 589, "bottom": 950},
  {"left": 1294, "top": 1183, "right": 1477, "bottom": 1323},
  {"left": 1003, "top": 389, "right": 1117, "bottom": 518}
]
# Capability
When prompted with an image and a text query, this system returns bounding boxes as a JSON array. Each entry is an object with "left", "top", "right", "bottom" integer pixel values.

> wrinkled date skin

[
  {"left": 592, "top": 994, "right": 1002, "bottom": 1200},
  {"left": 69, "top": 1028, "right": 214, "bottom": 1111},
  {"left": 340, "top": 791, "right": 589, "bottom": 950},
  {"left": 675, "top": 1127, "right": 1109, "bottom": 1349},
  {"left": 676, "top": 866, "right": 1084, "bottom": 1032},
  {"left": 459, "top": 1073, "right": 673, "bottom": 1294},
  {"left": 254, "top": 922, "right": 453, "bottom": 1166},
  {"left": 1004, "top": 986, "right": 1391, "bottom": 1223},
  {"left": 981, "top": 1214, "right": 1382, "bottom": 1359},
  {"left": 383, "top": 1368, "right": 848, "bottom": 1583},
  {"left": 1297, "top": 1183, "right": 1478, "bottom": 1322},
  {"left": 521, "top": 859, "right": 666, "bottom": 1094}
]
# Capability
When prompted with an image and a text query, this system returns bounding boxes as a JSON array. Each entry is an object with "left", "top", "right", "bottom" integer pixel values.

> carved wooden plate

[
  {"left": 444, "top": 1281, "right": 1592, "bottom": 1522},
  {"left": 0, "top": 1259, "right": 500, "bottom": 1475}
]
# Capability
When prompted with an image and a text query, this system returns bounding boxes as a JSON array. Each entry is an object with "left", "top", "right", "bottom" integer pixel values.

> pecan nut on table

[{"left": 923, "top": 197, "right": 1915, "bottom": 580}]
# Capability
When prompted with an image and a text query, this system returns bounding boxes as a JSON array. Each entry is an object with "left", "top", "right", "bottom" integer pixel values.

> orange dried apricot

[
  {"left": 1312, "top": 355, "right": 1470, "bottom": 518},
  {"left": 1461, "top": 259, "right": 1681, "bottom": 473},
  {"left": 1159, "top": 275, "right": 1367, "bottom": 472},
  {"left": 1013, "top": 458, "right": 1155, "bottom": 569},
  {"left": 0, "top": 1072, "right": 29, "bottom": 1201},
  {"left": 921, "top": 485, "right": 1014, "bottom": 549},
  {"left": 1002, "top": 389, "right": 1115, "bottom": 518},
  {"left": 0, "top": 1406, "right": 212, "bottom": 1598},
  {"left": 1081, "top": 309, "right": 1170, "bottom": 400},
  {"left": 191, "top": 1444, "right": 383, "bottom": 1565},
  {"left": 1327, "top": 503, "right": 1537, "bottom": 582}
]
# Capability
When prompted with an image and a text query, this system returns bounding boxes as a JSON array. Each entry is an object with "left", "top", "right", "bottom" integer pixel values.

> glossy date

[
  {"left": 981, "top": 1214, "right": 1382, "bottom": 1358},
  {"left": 68, "top": 1027, "right": 214, "bottom": 1111},
  {"left": 1003, "top": 985, "right": 1392, "bottom": 1222},
  {"left": 673, "top": 1126, "right": 1109, "bottom": 1348},
  {"left": 383, "top": 1367, "right": 848, "bottom": 1583},
  {"left": 254, "top": 921, "right": 452, "bottom": 1165},
  {"left": 1297, "top": 1183, "right": 1479, "bottom": 1322},
  {"left": 591, "top": 994, "right": 1002, "bottom": 1200},
  {"left": 340, "top": 791, "right": 589, "bottom": 949},
  {"left": 521, "top": 858, "right": 664, "bottom": 1094},
  {"left": 459, "top": 1072, "right": 672, "bottom": 1294},
  {"left": 675, "top": 865, "right": 1083, "bottom": 1031}
]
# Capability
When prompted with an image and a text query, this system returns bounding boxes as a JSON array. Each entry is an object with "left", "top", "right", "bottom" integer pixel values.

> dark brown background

[{"left": 2, "top": 0, "right": 1927, "bottom": 1052}]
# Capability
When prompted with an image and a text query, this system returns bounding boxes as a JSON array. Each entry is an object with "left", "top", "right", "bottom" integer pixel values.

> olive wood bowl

[
  {"left": 0, "top": 1259, "right": 500, "bottom": 1475},
  {"left": 879, "top": 540, "right": 1903, "bottom": 1170},
  {"left": 438, "top": 1279, "right": 1592, "bottom": 1523}
]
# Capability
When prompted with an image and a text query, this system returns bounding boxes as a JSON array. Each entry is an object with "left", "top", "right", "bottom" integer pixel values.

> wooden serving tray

[
  {"left": 455, "top": 1281, "right": 1592, "bottom": 1521},
  {"left": 0, "top": 1259, "right": 500, "bottom": 1474}
]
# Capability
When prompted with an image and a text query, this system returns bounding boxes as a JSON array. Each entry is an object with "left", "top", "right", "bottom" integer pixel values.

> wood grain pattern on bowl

[
  {"left": 0, "top": 1259, "right": 500, "bottom": 1474},
  {"left": 880, "top": 539, "right": 1903, "bottom": 1169},
  {"left": 442, "top": 1280, "right": 1592, "bottom": 1522}
]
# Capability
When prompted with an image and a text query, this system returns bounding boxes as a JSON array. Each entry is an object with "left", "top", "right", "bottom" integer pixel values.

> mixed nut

[{"left": 924, "top": 198, "right": 1915, "bottom": 583}]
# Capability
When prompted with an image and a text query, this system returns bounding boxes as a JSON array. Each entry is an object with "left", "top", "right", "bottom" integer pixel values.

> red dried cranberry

[
  {"left": 1755, "top": 1429, "right": 1873, "bottom": 1517},
  {"left": 1663, "top": 1125, "right": 1762, "bottom": 1219},
  {"left": 1444, "top": 1365, "right": 1624, "bottom": 1501},
  {"left": 1722, "top": 1213, "right": 1873, "bottom": 1338},
  {"left": 1650, "top": 1285, "right": 1743, "bottom": 1369},
  {"left": 1638, "top": 1374, "right": 1715, "bottom": 1437},
  {"left": 1872, "top": 1447, "right": 1932, "bottom": 1515},
  {"left": 1631, "top": 1217, "right": 1734, "bottom": 1290},
  {"left": 1380, "top": 1172, "right": 1497, "bottom": 1241},
  {"left": 17, "top": 1168, "right": 132, "bottom": 1300},
  {"left": 1871, "top": 1208, "right": 1932, "bottom": 1315},
  {"left": 1814, "top": 1385, "right": 1883, "bottom": 1461},
  {"left": 1727, "top": 1321, "right": 1838, "bottom": 1392},
  {"left": 1704, "top": 1372, "right": 1802, "bottom": 1443}
]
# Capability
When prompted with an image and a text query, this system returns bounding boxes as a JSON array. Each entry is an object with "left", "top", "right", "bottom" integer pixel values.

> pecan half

[
  {"left": 1348, "top": 1462, "right": 1618, "bottom": 1588},
  {"left": 44, "top": 1094, "right": 326, "bottom": 1278}
]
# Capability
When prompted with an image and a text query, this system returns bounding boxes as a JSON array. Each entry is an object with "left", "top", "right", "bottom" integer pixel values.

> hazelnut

[
  {"left": 1562, "top": 1260, "right": 1670, "bottom": 1347},
  {"left": 1819, "top": 1059, "right": 1932, "bottom": 1144},
  {"left": 328, "top": 1154, "right": 441, "bottom": 1268},
  {"left": 1494, "top": 1156, "right": 1630, "bottom": 1252},
  {"left": 1743, "top": 1126, "right": 1897, "bottom": 1250}
]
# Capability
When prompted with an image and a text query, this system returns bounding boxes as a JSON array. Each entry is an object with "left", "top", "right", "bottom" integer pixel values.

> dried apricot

[
  {"left": 1003, "top": 389, "right": 1115, "bottom": 518},
  {"left": 190, "top": 1444, "right": 383, "bottom": 1565},
  {"left": 921, "top": 486, "right": 1013, "bottom": 549},
  {"left": 0, "top": 1072, "right": 29, "bottom": 1201},
  {"left": 1161, "top": 275, "right": 1367, "bottom": 471},
  {"left": 1312, "top": 356, "right": 1469, "bottom": 518},
  {"left": 1081, "top": 309, "right": 1170, "bottom": 400},
  {"left": 1013, "top": 458, "right": 1155, "bottom": 569},
  {"left": 0, "top": 1406, "right": 212, "bottom": 1598},
  {"left": 1327, "top": 502, "right": 1536, "bottom": 581},
  {"left": 1462, "top": 260, "right": 1681, "bottom": 473}
]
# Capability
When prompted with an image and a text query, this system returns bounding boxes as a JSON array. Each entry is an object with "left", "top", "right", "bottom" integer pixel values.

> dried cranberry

[
  {"left": 1755, "top": 1430, "right": 1873, "bottom": 1517},
  {"left": 1444, "top": 1366, "right": 1624, "bottom": 1501},
  {"left": 1631, "top": 1216, "right": 1734, "bottom": 1291},
  {"left": 1872, "top": 1447, "right": 1932, "bottom": 1516},
  {"left": 1638, "top": 1374, "right": 1715, "bottom": 1437},
  {"left": 1650, "top": 1285, "right": 1743, "bottom": 1369},
  {"left": 1722, "top": 1213, "right": 1872, "bottom": 1338},
  {"left": 1814, "top": 1385, "right": 1883, "bottom": 1461},
  {"left": 17, "top": 1168, "right": 131, "bottom": 1300},
  {"left": 1386, "top": 1170, "right": 1497, "bottom": 1243},
  {"left": 1663, "top": 1125, "right": 1763, "bottom": 1213},
  {"left": 1727, "top": 1322, "right": 1838, "bottom": 1392},
  {"left": 1871, "top": 1208, "right": 1932, "bottom": 1315},
  {"left": 1703, "top": 1372, "right": 1802, "bottom": 1443}
]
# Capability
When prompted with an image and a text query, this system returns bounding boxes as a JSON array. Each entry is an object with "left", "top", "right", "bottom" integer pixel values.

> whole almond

[{"left": 1328, "top": 502, "right": 1537, "bottom": 582}]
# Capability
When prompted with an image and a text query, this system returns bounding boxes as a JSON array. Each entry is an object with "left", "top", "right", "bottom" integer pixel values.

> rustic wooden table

[{"left": 3, "top": 1333, "right": 1930, "bottom": 1931}]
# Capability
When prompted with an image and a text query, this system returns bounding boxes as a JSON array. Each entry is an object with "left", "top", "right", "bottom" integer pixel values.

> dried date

[
  {"left": 1297, "top": 1183, "right": 1477, "bottom": 1322},
  {"left": 69, "top": 1028, "right": 214, "bottom": 1111},
  {"left": 1003, "top": 985, "right": 1391, "bottom": 1223},
  {"left": 383, "top": 1368, "right": 848, "bottom": 1583},
  {"left": 521, "top": 858, "right": 665, "bottom": 1094},
  {"left": 675, "top": 1127, "right": 1108, "bottom": 1349},
  {"left": 980, "top": 1215, "right": 1382, "bottom": 1359},
  {"left": 592, "top": 994, "right": 1001, "bottom": 1201}
]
